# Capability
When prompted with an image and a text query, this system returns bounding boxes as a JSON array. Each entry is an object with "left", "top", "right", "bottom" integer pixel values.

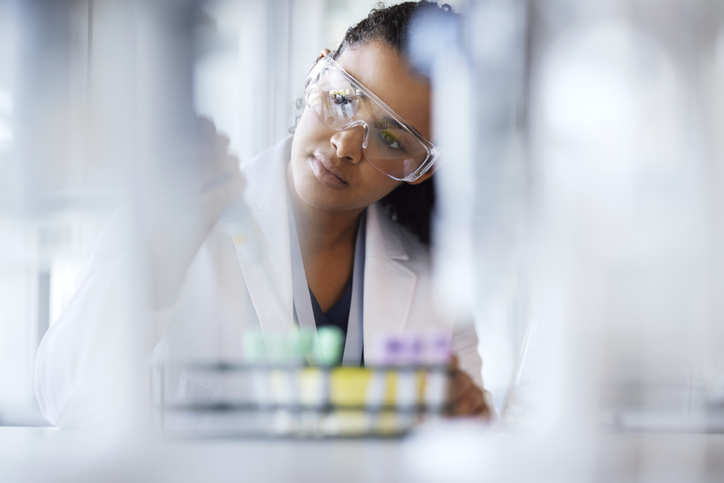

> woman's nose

[{"left": 330, "top": 124, "right": 367, "bottom": 163}]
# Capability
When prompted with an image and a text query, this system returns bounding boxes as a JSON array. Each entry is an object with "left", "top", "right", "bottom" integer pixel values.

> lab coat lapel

[
  {"left": 363, "top": 204, "right": 417, "bottom": 351},
  {"left": 236, "top": 140, "right": 418, "bottom": 345},
  {"left": 237, "top": 137, "right": 294, "bottom": 335}
]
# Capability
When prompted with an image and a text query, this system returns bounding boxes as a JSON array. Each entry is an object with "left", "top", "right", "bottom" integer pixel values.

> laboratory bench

[{"left": 2, "top": 424, "right": 724, "bottom": 482}]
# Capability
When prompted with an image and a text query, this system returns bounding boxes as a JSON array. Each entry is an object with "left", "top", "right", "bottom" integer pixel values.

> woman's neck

[
  {"left": 287, "top": 163, "right": 363, "bottom": 311},
  {"left": 287, "top": 165, "right": 363, "bottom": 257}
]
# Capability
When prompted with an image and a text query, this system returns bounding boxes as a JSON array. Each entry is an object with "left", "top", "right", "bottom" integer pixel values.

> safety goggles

[{"left": 303, "top": 53, "right": 439, "bottom": 182}]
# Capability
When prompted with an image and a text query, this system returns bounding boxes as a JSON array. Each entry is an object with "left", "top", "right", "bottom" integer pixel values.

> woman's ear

[
  {"left": 309, "top": 49, "right": 332, "bottom": 75},
  {"left": 407, "top": 171, "right": 434, "bottom": 185},
  {"left": 316, "top": 48, "right": 331, "bottom": 63}
]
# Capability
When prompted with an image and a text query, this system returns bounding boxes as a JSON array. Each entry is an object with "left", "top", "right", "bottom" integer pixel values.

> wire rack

[{"left": 151, "top": 362, "right": 453, "bottom": 438}]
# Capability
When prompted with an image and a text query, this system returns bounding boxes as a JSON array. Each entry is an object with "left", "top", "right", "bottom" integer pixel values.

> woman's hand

[
  {"left": 146, "top": 117, "right": 245, "bottom": 308},
  {"left": 448, "top": 355, "right": 495, "bottom": 420}
]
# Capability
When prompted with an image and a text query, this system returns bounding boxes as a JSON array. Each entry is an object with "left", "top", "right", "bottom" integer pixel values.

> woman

[{"left": 35, "top": 1, "right": 492, "bottom": 427}]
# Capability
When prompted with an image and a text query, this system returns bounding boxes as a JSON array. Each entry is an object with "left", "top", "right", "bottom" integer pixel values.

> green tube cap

[{"left": 316, "top": 326, "right": 344, "bottom": 366}]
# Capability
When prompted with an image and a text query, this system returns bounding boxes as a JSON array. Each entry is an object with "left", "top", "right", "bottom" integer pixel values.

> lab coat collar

[
  {"left": 364, "top": 204, "right": 409, "bottom": 261},
  {"left": 362, "top": 203, "right": 417, "bottom": 351},
  {"left": 240, "top": 136, "right": 295, "bottom": 335},
  {"left": 240, "top": 136, "right": 417, "bottom": 350}
]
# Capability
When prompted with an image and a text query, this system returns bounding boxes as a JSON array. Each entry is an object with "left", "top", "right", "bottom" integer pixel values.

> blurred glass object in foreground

[
  {"left": 0, "top": 0, "right": 410, "bottom": 429},
  {"left": 407, "top": 0, "right": 724, "bottom": 482},
  {"left": 2, "top": 0, "right": 724, "bottom": 481}
]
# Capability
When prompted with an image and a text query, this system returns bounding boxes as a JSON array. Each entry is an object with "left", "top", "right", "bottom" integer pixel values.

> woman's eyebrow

[{"left": 373, "top": 117, "right": 405, "bottom": 130}]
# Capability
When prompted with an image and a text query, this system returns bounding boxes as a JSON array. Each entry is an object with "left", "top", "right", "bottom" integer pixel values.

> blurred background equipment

[
  {"left": 0, "top": 0, "right": 388, "bottom": 429},
  {"left": 2, "top": 0, "right": 724, "bottom": 481}
]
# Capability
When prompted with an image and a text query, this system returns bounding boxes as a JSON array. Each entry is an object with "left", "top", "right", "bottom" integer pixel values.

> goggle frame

[{"left": 304, "top": 53, "right": 440, "bottom": 183}]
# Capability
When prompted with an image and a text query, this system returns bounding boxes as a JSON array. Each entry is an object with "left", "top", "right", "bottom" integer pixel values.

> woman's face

[{"left": 289, "top": 41, "right": 432, "bottom": 214}]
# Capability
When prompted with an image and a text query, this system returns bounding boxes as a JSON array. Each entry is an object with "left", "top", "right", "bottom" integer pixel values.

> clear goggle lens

[{"left": 303, "top": 55, "right": 437, "bottom": 182}]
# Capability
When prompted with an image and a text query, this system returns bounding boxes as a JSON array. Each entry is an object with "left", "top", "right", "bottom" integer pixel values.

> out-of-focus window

[
  {"left": 0, "top": 0, "right": 424, "bottom": 427},
  {"left": 194, "top": 0, "right": 403, "bottom": 163},
  {"left": 0, "top": 0, "right": 115, "bottom": 426}
]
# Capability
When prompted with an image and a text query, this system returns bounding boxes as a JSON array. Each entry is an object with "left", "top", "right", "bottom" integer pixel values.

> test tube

[
  {"left": 288, "top": 327, "right": 319, "bottom": 436},
  {"left": 241, "top": 328, "right": 272, "bottom": 435},
  {"left": 383, "top": 334, "right": 421, "bottom": 431},
  {"left": 315, "top": 326, "right": 344, "bottom": 435},
  {"left": 266, "top": 331, "right": 296, "bottom": 434},
  {"left": 242, "top": 328, "right": 271, "bottom": 406},
  {"left": 422, "top": 331, "right": 452, "bottom": 417},
  {"left": 364, "top": 334, "right": 389, "bottom": 434}
]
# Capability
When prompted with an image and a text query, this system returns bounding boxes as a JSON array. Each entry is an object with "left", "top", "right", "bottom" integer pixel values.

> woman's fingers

[
  {"left": 200, "top": 130, "right": 230, "bottom": 160},
  {"left": 454, "top": 389, "right": 479, "bottom": 415},
  {"left": 193, "top": 117, "right": 238, "bottom": 186},
  {"left": 448, "top": 355, "right": 493, "bottom": 419},
  {"left": 456, "top": 386, "right": 490, "bottom": 417}
]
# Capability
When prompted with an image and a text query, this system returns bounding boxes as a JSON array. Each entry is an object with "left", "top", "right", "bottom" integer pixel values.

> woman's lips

[{"left": 309, "top": 155, "right": 348, "bottom": 188}]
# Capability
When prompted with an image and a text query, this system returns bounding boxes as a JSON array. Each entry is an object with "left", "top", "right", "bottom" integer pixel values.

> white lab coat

[{"left": 35, "top": 136, "right": 483, "bottom": 427}]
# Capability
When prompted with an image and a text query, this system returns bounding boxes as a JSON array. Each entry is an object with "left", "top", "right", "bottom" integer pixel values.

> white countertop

[
  {"left": 1, "top": 426, "right": 409, "bottom": 483},
  {"left": 2, "top": 424, "right": 724, "bottom": 483}
]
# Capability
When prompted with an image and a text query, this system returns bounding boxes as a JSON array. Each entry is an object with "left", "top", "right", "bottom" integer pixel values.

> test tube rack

[{"left": 151, "top": 361, "right": 453, "bottom": 439}]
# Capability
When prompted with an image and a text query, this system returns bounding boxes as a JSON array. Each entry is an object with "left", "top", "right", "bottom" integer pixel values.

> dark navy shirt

[
  {"left": 309, "top": 277, "right": 364, "bottom": 365},
  {"left": 309, "top": 276, "right": 353, "bottom": 339}
]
